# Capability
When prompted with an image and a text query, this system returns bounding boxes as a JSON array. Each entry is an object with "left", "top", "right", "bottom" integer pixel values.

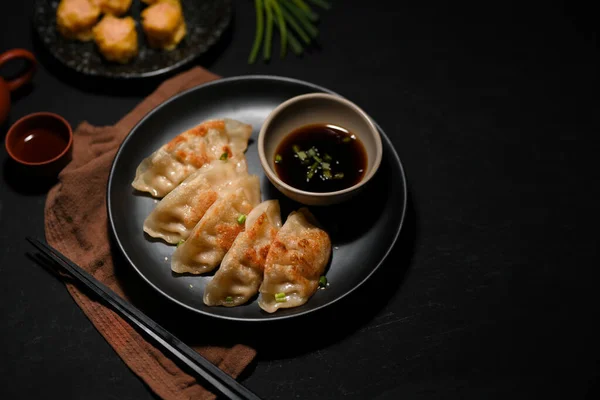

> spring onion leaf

[
  {"left": 275, "top": 154, "right": 282, "bottom": 163},
  {"left": 275, "top": 292, "right": 287, "bottom": 302},
  {"left": 281, "top": 0, "right": 319, "bottom": 38},
  {"left": 292, "top": 144, "right": 301, "bottom": 153},
  {"left": 273, "top": 15, "right": 303, "bottom": 55},
  {"left": 323, "top": 169, "right": 332, "bottom": 179},
  {"left": 225, "top": 296, "right": 233, "bottom": 302},
  {"left": 319, "top": 275, "right": 327, "bottom": 287},
  {"left": 177, "top": 240, "right": 185, "bottom": 247},
  {"left": 307, "top": 161, "right": 319, "bottom": 180},
  {"left": 307, "top": 148, "right": 316, "bottom": 157},
  {"left": 307, "top": 0, "right": 331, "bottom": 10},
  {"left": 249, "top": 0, "right": 265, "bottom": 64},
  {"left": 297, "top": 151, "right": 307, "bottom": 161},
  {"left": 269, "top": 0, "right": 287, "bottom": 57},
  {"left": 237, "top": 214, "right": 247, "bottom": 224},
  {"left": 342, "top": 136, "right": 352, "bottom": 143},
  {"left": 220, "top": 152, "right": 229, "bottom": 160},
  {"left": 291, "top": 0, "right": 319, "bottom": 21},
  {"left": 264, "top": 0, "right": 274, "bottom": 60},
  {"left": 323, "top": 153, "right": 332, "bottom": 162},
  {"left": 280, "top": 6, "right": 311, "bottom": 44},
  {"left": 334, "top": 173, "right": 344, "bottom": 179},
  {"left": 292, "top": 0, "right": 312, "bottom": 12}
]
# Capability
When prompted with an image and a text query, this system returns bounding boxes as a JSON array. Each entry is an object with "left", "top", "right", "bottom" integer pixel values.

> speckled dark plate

[
  {"left": 32, "top": 0, "right": 232, "bottom": 78},
  {"left": 107, "top": 76, "right": 408, "bottom": 321}
]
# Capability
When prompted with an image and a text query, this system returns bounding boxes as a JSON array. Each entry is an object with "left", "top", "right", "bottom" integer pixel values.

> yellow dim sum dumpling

[
  {"left": 56, "top": 0, "right": 101, "bottom": 41},
  {"left": 141, "top": 0, "right": 187, "bottom": 50},
  {"left": 93, "top": 0, "right": 132, "bottom": 16},
  {"left": 92, "top": 15, "right": 138, "bottom": 64}
]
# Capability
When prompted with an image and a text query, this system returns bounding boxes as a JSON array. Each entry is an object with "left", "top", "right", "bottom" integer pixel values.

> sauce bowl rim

[{"left": 258, "top": 92, "right": 383, "bottom": 198}]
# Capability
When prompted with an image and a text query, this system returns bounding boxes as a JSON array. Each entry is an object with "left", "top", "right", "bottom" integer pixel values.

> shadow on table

[
  {"left": 2, "top": 157, "right": 58, "bottom": 195},
  {"left": 30, "top": 16, "right": 234, "bottom": 97},
  {"left": 108, "top": 188, "right": 417, "bottom": 370}
]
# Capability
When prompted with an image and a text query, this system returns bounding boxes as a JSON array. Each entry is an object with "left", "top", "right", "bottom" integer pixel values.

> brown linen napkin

[{"left": 44, "top": 67, "right": 256, "bottom": 400}]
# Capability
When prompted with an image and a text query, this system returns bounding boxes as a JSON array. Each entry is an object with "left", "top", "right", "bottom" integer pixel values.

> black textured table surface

[{"left": 1, "top": 1, "right": 598, "bottom": 399}]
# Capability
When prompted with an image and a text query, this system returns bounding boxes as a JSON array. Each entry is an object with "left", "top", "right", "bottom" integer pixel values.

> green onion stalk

[{"left": 248, "top": 0, "right": 332, "bottom": 63}]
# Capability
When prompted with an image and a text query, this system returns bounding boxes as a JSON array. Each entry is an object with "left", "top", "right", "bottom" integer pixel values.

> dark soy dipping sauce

[
  {"left": 12, "top": 129, "right": 68, "bottom": 163},
  {"left": 274, "top": 124, "right": 367, "bottom": 193}
]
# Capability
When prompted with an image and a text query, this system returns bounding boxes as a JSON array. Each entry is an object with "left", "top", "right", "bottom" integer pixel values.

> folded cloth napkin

[{"left": 44, "top": 67, "right": 256, "bottom": 400}]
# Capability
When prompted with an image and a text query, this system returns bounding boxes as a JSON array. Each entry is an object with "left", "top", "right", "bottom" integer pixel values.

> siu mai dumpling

[
  {"left": 258, "top": 208, "right": 331, "bottom": 313},
  {"left": 171, "top": 176, "right": 261, "bottom": 275},
  {"left": 94, "top": 0, "right": 132, "bottom": 16},
  {"left": 131, "top": 119, "right": 252, "bottom": 198},
  {"left": 141, "top": 0, "right": 186, "bottom": 51},
  {"left": 56, "top": 0, "right": 101, "bottom": 41},
  {"left": 143, "top": 157, "right": 249, "bottom": 244},
  {"left": 92, "top": 15, "right": 138, "bottom": 64},
  {"left": 204, "top": 200, "right": 282, "bottom": 307}
]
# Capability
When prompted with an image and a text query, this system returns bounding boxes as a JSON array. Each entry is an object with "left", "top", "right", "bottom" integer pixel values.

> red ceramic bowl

[{"left": 5, "top": 112, "right": 73, "bottom": 175}]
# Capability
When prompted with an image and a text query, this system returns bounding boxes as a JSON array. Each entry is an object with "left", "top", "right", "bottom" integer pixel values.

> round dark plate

[
  {"left": 32, "top": 0, "right": 231, "bottom": 78},
  {"left": 107, "top": 76, "right": 407, "bottom": 321}
]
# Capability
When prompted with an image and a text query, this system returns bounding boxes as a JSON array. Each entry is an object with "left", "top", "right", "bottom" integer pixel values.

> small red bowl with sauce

[{"left": 5, "top": 112, "right": 73, "bottom": 175}]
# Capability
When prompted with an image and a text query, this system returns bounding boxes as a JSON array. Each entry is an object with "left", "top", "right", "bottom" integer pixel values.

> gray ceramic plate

[
  {"left": 107, "top": 76, "right": 407, "bottom": 321},
  {"left": 32, "top": 0, "right": 231, "bottom": 78}
]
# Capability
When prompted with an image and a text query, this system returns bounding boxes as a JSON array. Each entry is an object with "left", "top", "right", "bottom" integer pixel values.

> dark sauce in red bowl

[{"left": 274, "top": 124, "right": 367, "bottom": 193}]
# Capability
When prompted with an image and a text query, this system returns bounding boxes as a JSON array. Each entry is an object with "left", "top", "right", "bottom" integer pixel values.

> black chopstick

[{"left": 26, "top": 237, "right": 262, "bottom": 400}]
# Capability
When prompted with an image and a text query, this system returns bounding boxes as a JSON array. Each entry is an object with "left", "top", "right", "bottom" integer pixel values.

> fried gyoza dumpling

[
  {"left": 258, "top": 208, "right": 331, "bottom": 313},
  {"left": 94, "top": 0, "right": 132, "bottom": 16},
  {"left": 143, "top": 157, "right": 249, "bottom": 244},
  {"left": 171, "top": 176, "right": 261, "bottom": 275},
  {"left": 92, "top": 15, "right": 138, "bottom": 64},
  {"left": 141, "top": 0, "right": 186, "bottom": 50},
  {"left": 131, "top": 119, "right": 252, "bottom": 198},
  {"left": 204, "top": 200, "right": 282, "bottom": 307},
  {"left": 56, "top": 0, "right": 100, "bottom": 41}
]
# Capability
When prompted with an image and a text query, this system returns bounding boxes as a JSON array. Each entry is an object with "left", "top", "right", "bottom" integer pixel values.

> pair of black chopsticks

[{"left": 26, "top": 237, "right": 262, "bottom": 400}]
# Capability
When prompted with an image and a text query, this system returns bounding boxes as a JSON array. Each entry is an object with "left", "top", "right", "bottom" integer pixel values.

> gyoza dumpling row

[
  {"left": 203, "top": 205, "right": 332, "bottom": 313},
  {"left": 132, "top": 118, "right": 252, "bottom": 198},
  {"left": 143, "top": 157, "right": 250, "bottom": 244}
]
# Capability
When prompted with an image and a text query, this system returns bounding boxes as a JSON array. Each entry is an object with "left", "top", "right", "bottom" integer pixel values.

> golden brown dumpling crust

[
  {"left": 93, "top": 0, "right": 132, "bottom": 16},
  {"left": 92, "top": 15, "right": 138, "bottom": 64},
  {"left": 56, "top": 0, "right": 101, "bottom": 42},
  {"left": 141, "top": 0, "right": 187, "bottom": 50}
]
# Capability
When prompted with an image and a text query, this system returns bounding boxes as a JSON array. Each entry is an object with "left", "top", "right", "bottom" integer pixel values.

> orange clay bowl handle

[{"left": 0, "top": 49, "right": 37, "bottom": 92}]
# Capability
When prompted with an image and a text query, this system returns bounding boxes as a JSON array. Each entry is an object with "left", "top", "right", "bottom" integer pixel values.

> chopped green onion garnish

[
  {"left": 342, "top": 136, "right": 351, "bottom": 143},
  {"left": 321, "top": 162, "right": 330, "bottom": 170},
  {"left": 220, "top": 152, "right": 229, "bottom": 160},
  {"left": 297, "top": 151, "right": 307, "bottom": 161},
  {"left": 292, "top": 144, "right": 301, "bottom": 153},
  {"left": 323, "top": 153, "right": 332, "bottom": 162},
  {"left": 307, "top": 161, "right": 319, "bottom": 180},
  {"left": 307, "top": 148, "right": 316, "bottom": 157},
  {"left": 334, "top": 173, "right": 345, "bottom": 179},
  {"left": 323, "top": 169, "right": 332, "bottom": 179},
  {"left": 225, "top": 296, "right": 233, "bottom": 302},
  {"left": 275, "top": 154, "right": 282, "bottom": 163},
  {"left": 313, "top": 154, "right": 322, "bottom": 163},
  {"left": 275, "top": 292, "right": 286, "bottom": 302},
  {"left": 237, "top": 214, "right": 247, "bottom": 224},
  {"left": 319, "top": 275, "right": 327, "bottom": 287},
  {"left": 177, "top": 240, "right": 185, "bottom": 247}
]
